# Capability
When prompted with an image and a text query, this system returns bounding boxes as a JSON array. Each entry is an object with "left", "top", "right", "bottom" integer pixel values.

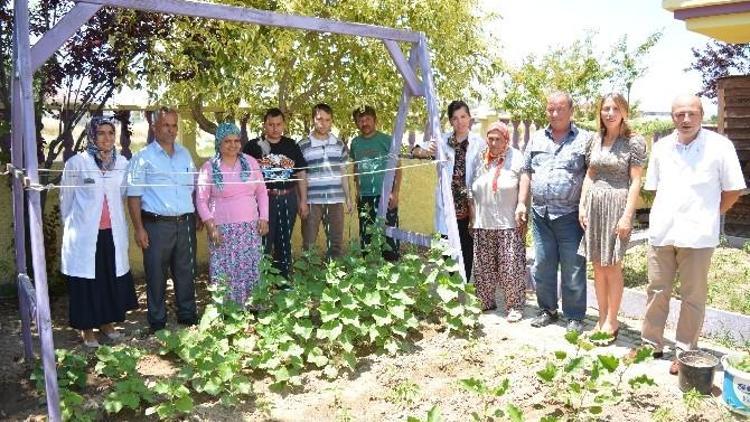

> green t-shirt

[{"left": 349, "top": 131, "right": 393, "bottom": 198}]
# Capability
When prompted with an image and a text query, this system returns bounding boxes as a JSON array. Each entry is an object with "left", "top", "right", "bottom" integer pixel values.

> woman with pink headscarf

[{"left": 469, "top": 122, "right": 528, "bottom": 322}]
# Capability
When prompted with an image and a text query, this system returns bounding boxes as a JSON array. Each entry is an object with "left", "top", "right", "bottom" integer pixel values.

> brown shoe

[{"left": 669, "top": 359, "right": 679, "bottom": 376}]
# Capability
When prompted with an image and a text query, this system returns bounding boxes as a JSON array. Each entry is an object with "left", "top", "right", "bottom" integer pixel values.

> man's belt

[{"left": 141, "top": 211, "right": 192, "bottom": 222}]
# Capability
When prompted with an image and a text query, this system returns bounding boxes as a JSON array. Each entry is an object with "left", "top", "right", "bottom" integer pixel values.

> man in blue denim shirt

[
  {"left": 515, "top": 92, "right": 592, "bottom": 332},
  {"left": 127, "top": 107, "right": 198, "bottom": 332}
]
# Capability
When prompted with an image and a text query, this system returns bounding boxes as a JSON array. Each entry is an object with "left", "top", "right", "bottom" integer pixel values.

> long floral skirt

[
  {"left": 208, "top": 220, "right": 262, "bottom": 306},
  {"left": 472, "top": 228, "right": 527, "bottom": 312}
]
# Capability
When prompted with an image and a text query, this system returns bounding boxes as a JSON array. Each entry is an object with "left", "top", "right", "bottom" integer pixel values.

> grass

[{"left": 621, "top": 243, "right": 750, "bottom": 315}]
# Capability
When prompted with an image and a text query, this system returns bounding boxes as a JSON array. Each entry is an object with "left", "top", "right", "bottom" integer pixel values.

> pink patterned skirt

[{"left": 208, "top": 220, "right": 262, "bottom": 305}]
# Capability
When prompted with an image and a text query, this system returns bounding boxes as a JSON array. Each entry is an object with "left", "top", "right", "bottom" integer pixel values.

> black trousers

[
  {"left": 142, "top": 214, "right": 197, "bottom": 328},
  {"left": 357, "top": 195, "right": 400, "bottom": 261},
  {"left": 456, "top": 217, "right": 474, "bottom": 279},
  {"left": 264, "top": 191, "right": 298, "bottom": 279}
]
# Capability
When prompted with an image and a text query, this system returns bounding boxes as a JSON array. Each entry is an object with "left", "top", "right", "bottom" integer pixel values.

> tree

[
  {"left": 0, "top": 1, "right": 172, "bottom": 176},
  {"left": 689, "top": 41, "right": 750, "bottom": 99},
  {"left": 494, "top": 34, "right": 609, "bottom": 126},
  {"left": 608, "top": 31, "right": 663, "bottom": 104},
  {"left": 144, "top": 0, "right": 498, "bottom": 139}
]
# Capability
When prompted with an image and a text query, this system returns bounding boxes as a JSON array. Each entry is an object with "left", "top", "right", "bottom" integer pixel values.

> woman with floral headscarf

[
  {"left": 60, "top": 116, "right": 138, "bottom": 347},
  {"left": 469, "top": 122, "right": 528, "bottom": 321},
  {"left": 196, "top": 122, "right": 269, "bottom": 305}
]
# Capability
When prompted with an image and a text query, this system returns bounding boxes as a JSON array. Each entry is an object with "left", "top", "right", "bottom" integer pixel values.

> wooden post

[
  {"left": 417, "top": 36, "right": 466, "bottom": 281},
  {"left": 378, "top": 45, "right": 418, "bottom": 219},
  {"left": 10, "top": 31, "right": 33, "bottom": 363},
  {"left": 14, "top": 1, "right": 61, "bottom": 419}
]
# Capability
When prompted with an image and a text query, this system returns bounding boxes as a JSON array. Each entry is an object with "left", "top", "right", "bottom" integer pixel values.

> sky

[{"left": 480, "top": 0, "right": 717, "bottom": 115}]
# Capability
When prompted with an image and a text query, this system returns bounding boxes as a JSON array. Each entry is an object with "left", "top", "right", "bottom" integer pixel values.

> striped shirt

[{"left": 299, "top": 133, "right": 348, "bottom": 204}]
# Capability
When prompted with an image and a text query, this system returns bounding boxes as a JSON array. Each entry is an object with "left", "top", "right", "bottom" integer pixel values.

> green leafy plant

[
  {"left": 407, "top": 405, "right": 444, "bottom": 422},
  {"left": 682, "top": 388, "right": 708, "bottom": 415},
  {"left": 535, "top": 331, "right": 655, "bottom": 419},
  {"left": 144, "top": 379, "right": 194, "bottom": 420},
  {"left": 385, "top": 380, "right": 421, "bottom": 406},
  {"left": 31, "top": 350, "right": 96, "bottom": 421},
  {"left": 458, "top": 377, "right": 521, "bottom": 421}
]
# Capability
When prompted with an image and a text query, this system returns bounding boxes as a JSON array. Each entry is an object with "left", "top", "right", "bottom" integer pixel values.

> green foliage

[
  {"left": 385, "top": 380, "right": 421, "bottom": 406},
  {"left": 244, "top": 225, "right": 480, "bottom": 388},
  {"left": 147, "top": 0, "right": 499, "bottom": 137},
  {"left": 407, "top": 405, "right": 444, "bottom": 422},
  {"left": 534, "top": 332, "right": 656, "bottom": 420},
  {"left": 682, "top": 388, "right": 708, "bottom": 414},
  {"left": 144, "top": 379, "right": 195, "bottom": 420},
  {"left": 458, "top": 377, "right": 517, "bottom": 421},
  {"left": 31, "top": 350, "right": 96, "bottom": 421},
  {"left": 157, "top": 282, "right": 255, "bottom": 403},
  {"left": 94, "top": 345, "right": 143, "bottom": 379},
  {"left": 494, "top": 31, "right": 663, "bottom": 124}
]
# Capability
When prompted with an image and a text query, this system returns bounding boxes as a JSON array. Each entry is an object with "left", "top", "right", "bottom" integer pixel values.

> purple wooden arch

[{"left": 11, "top": 0, "right": 464, "bottom": 418}]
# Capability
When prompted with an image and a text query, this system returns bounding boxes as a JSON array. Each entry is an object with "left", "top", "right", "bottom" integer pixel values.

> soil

[{"left": 0, "top": 276, "right": 744, "bottom": 422}]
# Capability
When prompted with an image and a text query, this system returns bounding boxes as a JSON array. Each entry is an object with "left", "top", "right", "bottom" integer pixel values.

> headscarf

[
  {"left": 86, "top": 116, "right": 117, "bottom": 171},
  {"left": 212, "top": 122, "right": 250, "bottom": 190},
  {"left": 483, "top": 122, "right": 510, "bottom": 192}
]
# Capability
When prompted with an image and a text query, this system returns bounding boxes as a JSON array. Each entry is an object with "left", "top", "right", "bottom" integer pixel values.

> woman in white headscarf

[{"left": 60, "top": 116, "right": 138, "bottom": 347}]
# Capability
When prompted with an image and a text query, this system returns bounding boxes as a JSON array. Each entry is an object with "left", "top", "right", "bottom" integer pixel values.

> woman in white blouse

[
  {"left": 469, "top": 122, "right": 527, "bottom": 321},
  {"left": 60, "top": 116, "right": 137, "bottom": 347}
]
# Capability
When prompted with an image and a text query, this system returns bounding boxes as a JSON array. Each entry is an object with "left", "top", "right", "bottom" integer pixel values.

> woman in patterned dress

[
  {"left": 469, "top": 122, "right": 527, "bottom": 321},
  {"left": 196, "top": 122, "right": 269, "bottom": 305},
  {"left": 579, "top": 93, "right": 647, "bottom": 340}
]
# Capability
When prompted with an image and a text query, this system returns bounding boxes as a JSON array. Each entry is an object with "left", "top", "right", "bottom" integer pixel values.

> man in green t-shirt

[{"left": 350, "top": 106, "right": 401, "bottom": 261}]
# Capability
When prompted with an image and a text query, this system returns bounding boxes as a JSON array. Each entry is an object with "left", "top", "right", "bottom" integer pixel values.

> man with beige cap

[{"left": 636, "top": 94, "right": 746, "bottom": 375}]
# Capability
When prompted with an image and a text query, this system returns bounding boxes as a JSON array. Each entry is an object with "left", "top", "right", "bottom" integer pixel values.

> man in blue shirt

[
  {"left": 515, "top": 92, "right": 592, "bottom": 332},
  {"left": 127, "top": 107, "right": 198, "bottom": 332}
]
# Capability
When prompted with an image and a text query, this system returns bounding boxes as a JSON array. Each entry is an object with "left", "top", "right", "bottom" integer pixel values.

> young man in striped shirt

[{"left": 299, "top": 103, "right": 352, "bottom": 258}]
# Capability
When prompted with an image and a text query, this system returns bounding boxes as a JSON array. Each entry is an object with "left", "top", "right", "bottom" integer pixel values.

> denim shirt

[
  {"left": 127, "top": 141, "right": 196, "bottom": 216},
  {"left": 522, "top": 124, "right": 591, "bottom": 219}
]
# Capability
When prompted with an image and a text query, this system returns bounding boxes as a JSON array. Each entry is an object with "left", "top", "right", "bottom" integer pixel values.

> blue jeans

[{"left": 531, "top": 209, "right": 586, "bottom": 320}]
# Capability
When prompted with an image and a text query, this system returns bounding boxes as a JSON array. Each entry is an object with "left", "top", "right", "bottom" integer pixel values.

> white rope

[{"left": 17, "top": 159, "right": 446, "bottom": 191}]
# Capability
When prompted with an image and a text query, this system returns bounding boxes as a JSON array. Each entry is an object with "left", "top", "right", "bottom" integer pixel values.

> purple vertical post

[
  {"left": 10, "top": 45, "right": 33, "bottom": 363},
  {"left": 417, "top": 36, "right": 466, "bottom": 281},
  {"left": 378, "top": 44, "right": 418, "bottom": 219},
  {"left": 14, "top": 0, "right": 62, "bottom": 419}
]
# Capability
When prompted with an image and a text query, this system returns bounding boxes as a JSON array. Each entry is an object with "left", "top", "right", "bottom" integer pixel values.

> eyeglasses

[{"left": 672, "top": 111, "right": 700, "bottom": 119}]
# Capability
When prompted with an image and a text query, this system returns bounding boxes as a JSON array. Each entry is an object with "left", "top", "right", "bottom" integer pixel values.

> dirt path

[{"left": 0, "top": 278, "right": 744, "bottom": 421}]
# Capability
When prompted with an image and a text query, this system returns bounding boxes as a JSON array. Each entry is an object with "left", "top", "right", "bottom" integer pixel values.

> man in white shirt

[{"left": 638, "top": 94, "right": 746, "bottom": 375}]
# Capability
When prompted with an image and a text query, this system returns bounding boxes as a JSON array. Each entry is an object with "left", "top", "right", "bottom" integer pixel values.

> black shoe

[
  {"left": 177, "top": 318, "right": 197, "bottom": 326},
  {"left": 566, "top": 319, "right": 584, "bottom": 333},
  {"left": 530, "top": 310, "right": 558, "bottom": 328},
  {"left": 149, "top": 324, "right": 166, "bottom": 335}
]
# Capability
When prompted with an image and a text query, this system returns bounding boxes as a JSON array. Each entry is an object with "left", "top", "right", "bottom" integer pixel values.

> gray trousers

[{"left": 143, "top": 214, "right": 197, "bottom": 328}]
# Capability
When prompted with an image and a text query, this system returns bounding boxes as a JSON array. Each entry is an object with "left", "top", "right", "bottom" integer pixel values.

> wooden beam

[
  {"left": 383, "top": 40, "right": 423, "bottom": 96},
  {"left": 13, "top": 0, "right": 61, "bottom": 418},
  {"left": 378, "top": 46, "right": 418, "bottom": 220},
  {"left": 30, "top": 3, "right": 103, "bottom": 72},
  {"left": 417, "top": 35, "right": 467, "bottom": 282},
  {"left": 79, "top": 0, "right": 421, "bottom": 42}
]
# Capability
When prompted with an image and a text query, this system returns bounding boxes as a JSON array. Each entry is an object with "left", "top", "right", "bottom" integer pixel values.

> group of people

[
  {"left": 58, "top": 103, "right": 401, "bottom": 346},
  {"left": 415, "top": 92, "right": 745, "bottom": 375},
  {"left": 59, "top": 91, "right": 746, "bottom": 378}
]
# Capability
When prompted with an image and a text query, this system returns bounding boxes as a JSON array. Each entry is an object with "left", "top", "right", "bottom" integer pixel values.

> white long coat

[{"left": 59, "top": 152, "right": 130, "bottom": 278}]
